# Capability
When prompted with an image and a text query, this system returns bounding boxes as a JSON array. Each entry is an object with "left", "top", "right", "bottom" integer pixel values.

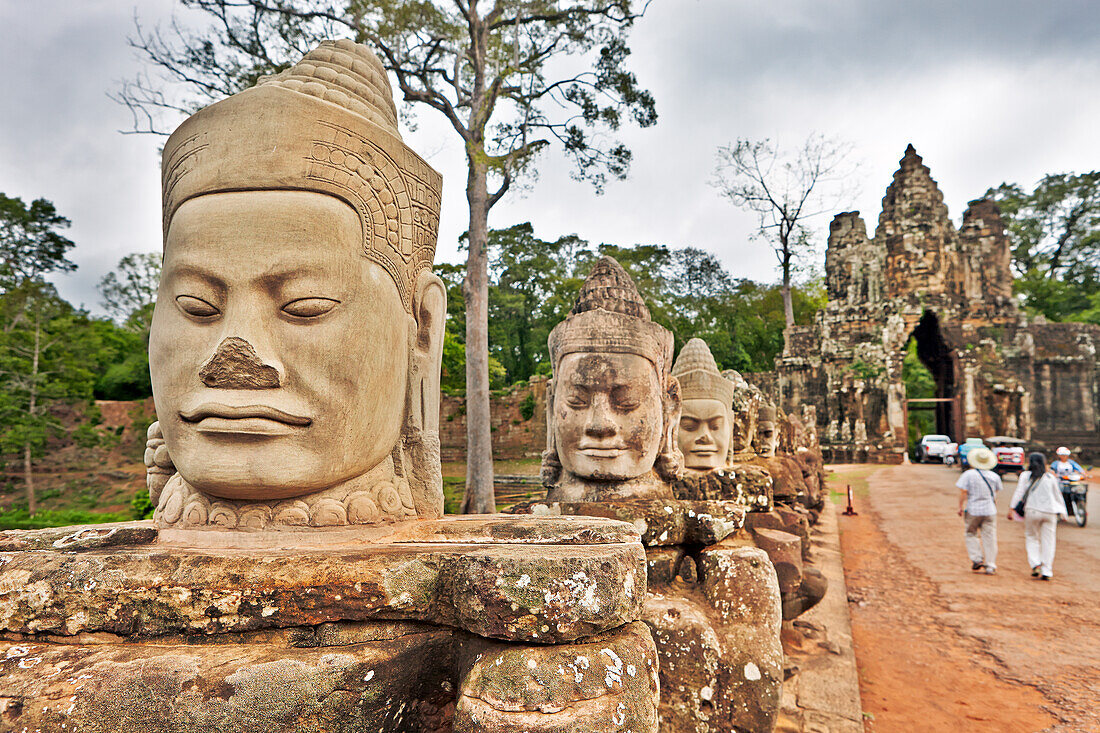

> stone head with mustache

[{"left": 149, "top": 41, "right": 446, "bottom": 530}]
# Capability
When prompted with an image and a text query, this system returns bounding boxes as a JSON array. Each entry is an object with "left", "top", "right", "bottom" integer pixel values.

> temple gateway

[{"left": 766, "top": 145, "right": 1100, "bottom": 462}]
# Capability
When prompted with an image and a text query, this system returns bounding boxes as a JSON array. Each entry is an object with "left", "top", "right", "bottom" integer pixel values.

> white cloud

[{"left": 1, "top": 0, "right": 1098, "bottom": 312}]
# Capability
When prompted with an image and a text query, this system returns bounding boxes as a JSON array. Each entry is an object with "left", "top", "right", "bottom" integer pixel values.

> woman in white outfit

[{"left": 1010, "top": 452, "right": 1068, "bottom": 580}]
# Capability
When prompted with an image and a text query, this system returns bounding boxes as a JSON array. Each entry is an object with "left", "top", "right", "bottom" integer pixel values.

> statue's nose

[{"left": 199, "top": 337, "right": 280, "bottom": 389}]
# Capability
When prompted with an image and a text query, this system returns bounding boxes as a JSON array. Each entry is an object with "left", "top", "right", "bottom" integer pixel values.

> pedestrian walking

[
  {"left": 956, "top": 446, "right": 1002, "bottom": 574},
  {"left": 1010, "top": 452, "right": 1068, "bottom": 580}
]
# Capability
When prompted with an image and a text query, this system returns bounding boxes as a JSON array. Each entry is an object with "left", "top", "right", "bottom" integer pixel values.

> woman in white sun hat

[{"left": 956, "top": 446, "right": 1003, "bottom": 574}]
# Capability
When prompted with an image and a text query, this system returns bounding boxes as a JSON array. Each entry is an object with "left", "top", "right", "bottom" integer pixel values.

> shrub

[
  {"left": 131, "top": 490, "right": 154, "bottom": 519},
  {"left": 519, "top": 391, "right": 537, "bottom": 421}
]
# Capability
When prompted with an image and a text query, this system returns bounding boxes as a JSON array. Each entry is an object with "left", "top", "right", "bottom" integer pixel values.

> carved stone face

[
  {"left": 678, "top": 398, "right": 731, "bottom": 472},
  {"left": 731, "top": 392, "right": 758, "bottom": 454},
  {"left": 754, "top": 421, "right": 778, "bottom": 458},
  {"left": 554, "top": 352, "right": 664, "bottom": 482},
  {"left": 150, "top": 191, "right": 409, "bottom": 501}
]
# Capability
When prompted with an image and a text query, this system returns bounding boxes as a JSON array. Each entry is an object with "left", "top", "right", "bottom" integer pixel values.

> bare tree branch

[{"left": 713, "top": 134, "right": 860, "bottom": 326}]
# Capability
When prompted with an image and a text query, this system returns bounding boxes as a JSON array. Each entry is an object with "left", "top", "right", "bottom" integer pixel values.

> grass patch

[
  {"left": 0, "top": 508, "right": 130, "bottom": 530},
  {"left": 442, "top": 477, "right": 465, "bottom": 514},
  {"left": 825, "top": 464, "right": 878, "bottom": 504}
]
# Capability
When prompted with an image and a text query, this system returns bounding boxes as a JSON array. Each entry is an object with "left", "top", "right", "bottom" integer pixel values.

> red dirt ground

[{"left": 835, "top": 464, "right": 1100, "bottom": 733}]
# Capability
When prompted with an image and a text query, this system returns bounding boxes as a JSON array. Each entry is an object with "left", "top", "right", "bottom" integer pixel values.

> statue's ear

[
  {"left": 540, "top": 378, "right": 562, "bottom": 488},
  {"left": 404, "top": 270, "right": 447, "bottom": 518},
  {"left": 664, "top": 376, "right": 683, "bottom": 450},
  {"left": 655, "top": 375, "right": 684, "bottom": 482}
]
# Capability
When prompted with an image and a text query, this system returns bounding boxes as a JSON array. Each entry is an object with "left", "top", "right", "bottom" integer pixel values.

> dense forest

[{"left": 437, "top": 222, "right": 825, "bottom": 392}]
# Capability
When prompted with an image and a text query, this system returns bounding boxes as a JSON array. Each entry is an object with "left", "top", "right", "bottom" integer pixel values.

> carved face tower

[
  {"left": 672, "top": 339, "right": 734, "bottom": 473},
  {"left": 149, "top": 41, "right": 447, "bottom": 529},
  {"left": 542, "top": 257, "right": 682, "bottom": 501}
]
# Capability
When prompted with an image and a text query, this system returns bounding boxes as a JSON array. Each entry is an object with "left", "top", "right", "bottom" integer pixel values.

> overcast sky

[{"left": 2, "top": 0, "right": 1099, "bottom": 314}]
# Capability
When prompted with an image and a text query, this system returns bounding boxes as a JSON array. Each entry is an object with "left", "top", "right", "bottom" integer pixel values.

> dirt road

[{"left": 838, "top": 463, "right": 1100, "bottom": 732}]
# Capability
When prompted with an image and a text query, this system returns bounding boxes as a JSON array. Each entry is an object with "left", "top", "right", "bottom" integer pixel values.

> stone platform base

[{"left": 0, "top": 516, "right": 659, "bottom": 732}]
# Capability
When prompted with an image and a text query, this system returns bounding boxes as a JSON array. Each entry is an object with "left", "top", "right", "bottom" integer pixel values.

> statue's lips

[
  {"left": 179, "top": 403, "right": 312, "bottom": 435},
  {"left": 690, "top": 447, "right": 718, "bottom": 455},
  {"left": 578, "top": 446, "right": 628, "bottom": 459}
]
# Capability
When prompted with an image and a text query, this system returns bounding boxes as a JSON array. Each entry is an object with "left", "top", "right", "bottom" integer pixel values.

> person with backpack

[
  {"left": 956, "top": 446, "right": 1003, "bottom": 574},
  {"left": 1010, "top": 452, "right": 1068, "bottom": 580}
]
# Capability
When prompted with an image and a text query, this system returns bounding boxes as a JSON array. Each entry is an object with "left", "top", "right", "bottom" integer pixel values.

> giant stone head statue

[
  {"left": 672, "top": 338, "right": 734, "bottom": 474},
  {"left": 541, "top": 257, "right": 682, "bottom": 501},
  {"left": 149, "top": 41, "right": 447, "bottom": 529}
]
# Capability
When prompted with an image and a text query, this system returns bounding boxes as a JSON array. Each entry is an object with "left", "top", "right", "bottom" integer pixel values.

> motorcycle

[{"left": 1060, "top": 473, "right": 1088, "bottom": 527}]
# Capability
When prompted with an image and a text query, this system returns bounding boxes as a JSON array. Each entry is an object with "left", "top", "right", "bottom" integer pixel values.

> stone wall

[
  {"left": 774, "top": 145, "right": 1100, "bottom": 461},
  {"left": 440, "top": 377, "right": 548, "bottom": 462}
]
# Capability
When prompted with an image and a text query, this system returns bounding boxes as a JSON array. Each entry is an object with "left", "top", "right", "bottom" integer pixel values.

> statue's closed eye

[
  {"left": 177, "top": 295, "right": 219, "bottom": 318},
  {"left": 282, "top": 297, "right": 339, "bottom": 318}
]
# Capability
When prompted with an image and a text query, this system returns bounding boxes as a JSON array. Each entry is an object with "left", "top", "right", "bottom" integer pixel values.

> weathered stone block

[
  {"left": 0, "top": 516, "right": 657, "bottom": 733},
  {"left": 750, "top": 527, "right": 803, "bottom": 594},
  {"left": 1, "top": 626, "right": 455, "bottom": 733},
  {"left": 520, "top": 499, "right": 746, "bottom": 547},
  {"left": 642, "top": 544, "right": 783, "bottom": 733},
  {"left": 454, "top": 621, "right": 659, "bottom": 732}
]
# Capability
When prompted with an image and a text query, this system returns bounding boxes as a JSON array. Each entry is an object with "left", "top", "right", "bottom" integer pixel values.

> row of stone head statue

[
  {"left": 538, "top": 255, "right": 809, "bottom": 502},
  {"left": 143, "top": 39, "right": 818, "bottom": 529}
]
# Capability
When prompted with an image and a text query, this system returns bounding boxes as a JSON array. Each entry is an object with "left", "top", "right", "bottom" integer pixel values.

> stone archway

[{"left": 904, "top": 310, "right": 961, "bottom": 441}]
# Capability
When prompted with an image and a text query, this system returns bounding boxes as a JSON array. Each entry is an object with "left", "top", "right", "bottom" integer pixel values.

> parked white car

[{"left": 917, "top": 434, "right": 952, "bottom": 463}]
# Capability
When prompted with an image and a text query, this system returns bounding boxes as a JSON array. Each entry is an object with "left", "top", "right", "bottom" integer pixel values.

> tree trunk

[
  {"left": 24, "top": 442, "right": 35, "bottom": 515},
  {"left": 780, "top": 234, "right": 795, "bottom": 328},
  {"left": 461, "top": 157, "right": 496, "bottom": 514},
  {"left": 25, "top": 314, "right": 40, "bottom": 514}
]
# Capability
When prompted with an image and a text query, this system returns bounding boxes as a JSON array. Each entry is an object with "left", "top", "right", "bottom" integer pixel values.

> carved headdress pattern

[
  {"left": 549, "top": 256, "right": 673, "bottom": 379},
  {"left": 672, "top": 338, "right": 734, "bottom": 404},
  {"left": 161, "top": 40, "right": 441, "bottom": 312}
]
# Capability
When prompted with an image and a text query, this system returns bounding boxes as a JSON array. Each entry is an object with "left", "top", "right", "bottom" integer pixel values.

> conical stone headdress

[
  {"left": 161, "top": 39, "right": 441, "bottom": 312},
  {"left": 549, "top": 257, "right": 673, "bottom": 379},
  {"left": 672, "top": 338, "right": 734, "bottom": 404}
]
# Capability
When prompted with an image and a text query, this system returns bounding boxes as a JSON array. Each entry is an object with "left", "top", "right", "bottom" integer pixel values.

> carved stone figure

[
  {"left": 2, "top": 41, "right": 658, "bottom": 733},
  {"left": 672, "top": 338, "right": 735, "bottom": 473},
  {"left": 149, "top": 39, "right": 447, "bottom": 529},
  {"left": 724, "top": 369, "right": 761, "bottom": 462},
  {"left": 542, "top": 256, "right": 682, "bottom": 501},
  {"left": 520, "top": 261, "right": 783, "bottom": 733}
]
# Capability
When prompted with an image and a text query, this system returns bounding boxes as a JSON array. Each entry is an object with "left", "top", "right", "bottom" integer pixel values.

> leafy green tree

[
  {"left": 119, "top": 0, "right": 659, "bottom": 515},
  {"left": 98, "top": 252, "right": 161, "bottom": 333},
  {"left": 902, "top": 338, "right": 936, "bottom": 452},
  {"left": 487, "top": 223, "right": 589, "bottom": 382},
  {"left": 0, "top": 195, "right": 81, "bottom": 513},
  {"left": 987, "top": 172, "right": 1100, "bottom": 321},
  {"left": 93, "top": 253, "right": 160, "bottom": 400},
  {"left": 91, "top": 320, "right": 153, "bottom": 400},
  {"left": 444, "top": 223, "right": 826, "bottom": 385},
  {"left": 0, "top": 194, "right": 76, "bottom": 289},
  {"left": 0, "top": 287, "right": 102, "bottom": 513}
]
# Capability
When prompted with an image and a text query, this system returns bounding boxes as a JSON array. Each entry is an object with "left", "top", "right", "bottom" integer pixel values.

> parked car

[
  {"left": 957, "top": 437, "right": 986, "bottom": 468},
  {"left": 917, "top": 434, "right": 952, "bottom": 463},
  {"left": 986, "top": 436, "right": 1026, "bottom": 475}
]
